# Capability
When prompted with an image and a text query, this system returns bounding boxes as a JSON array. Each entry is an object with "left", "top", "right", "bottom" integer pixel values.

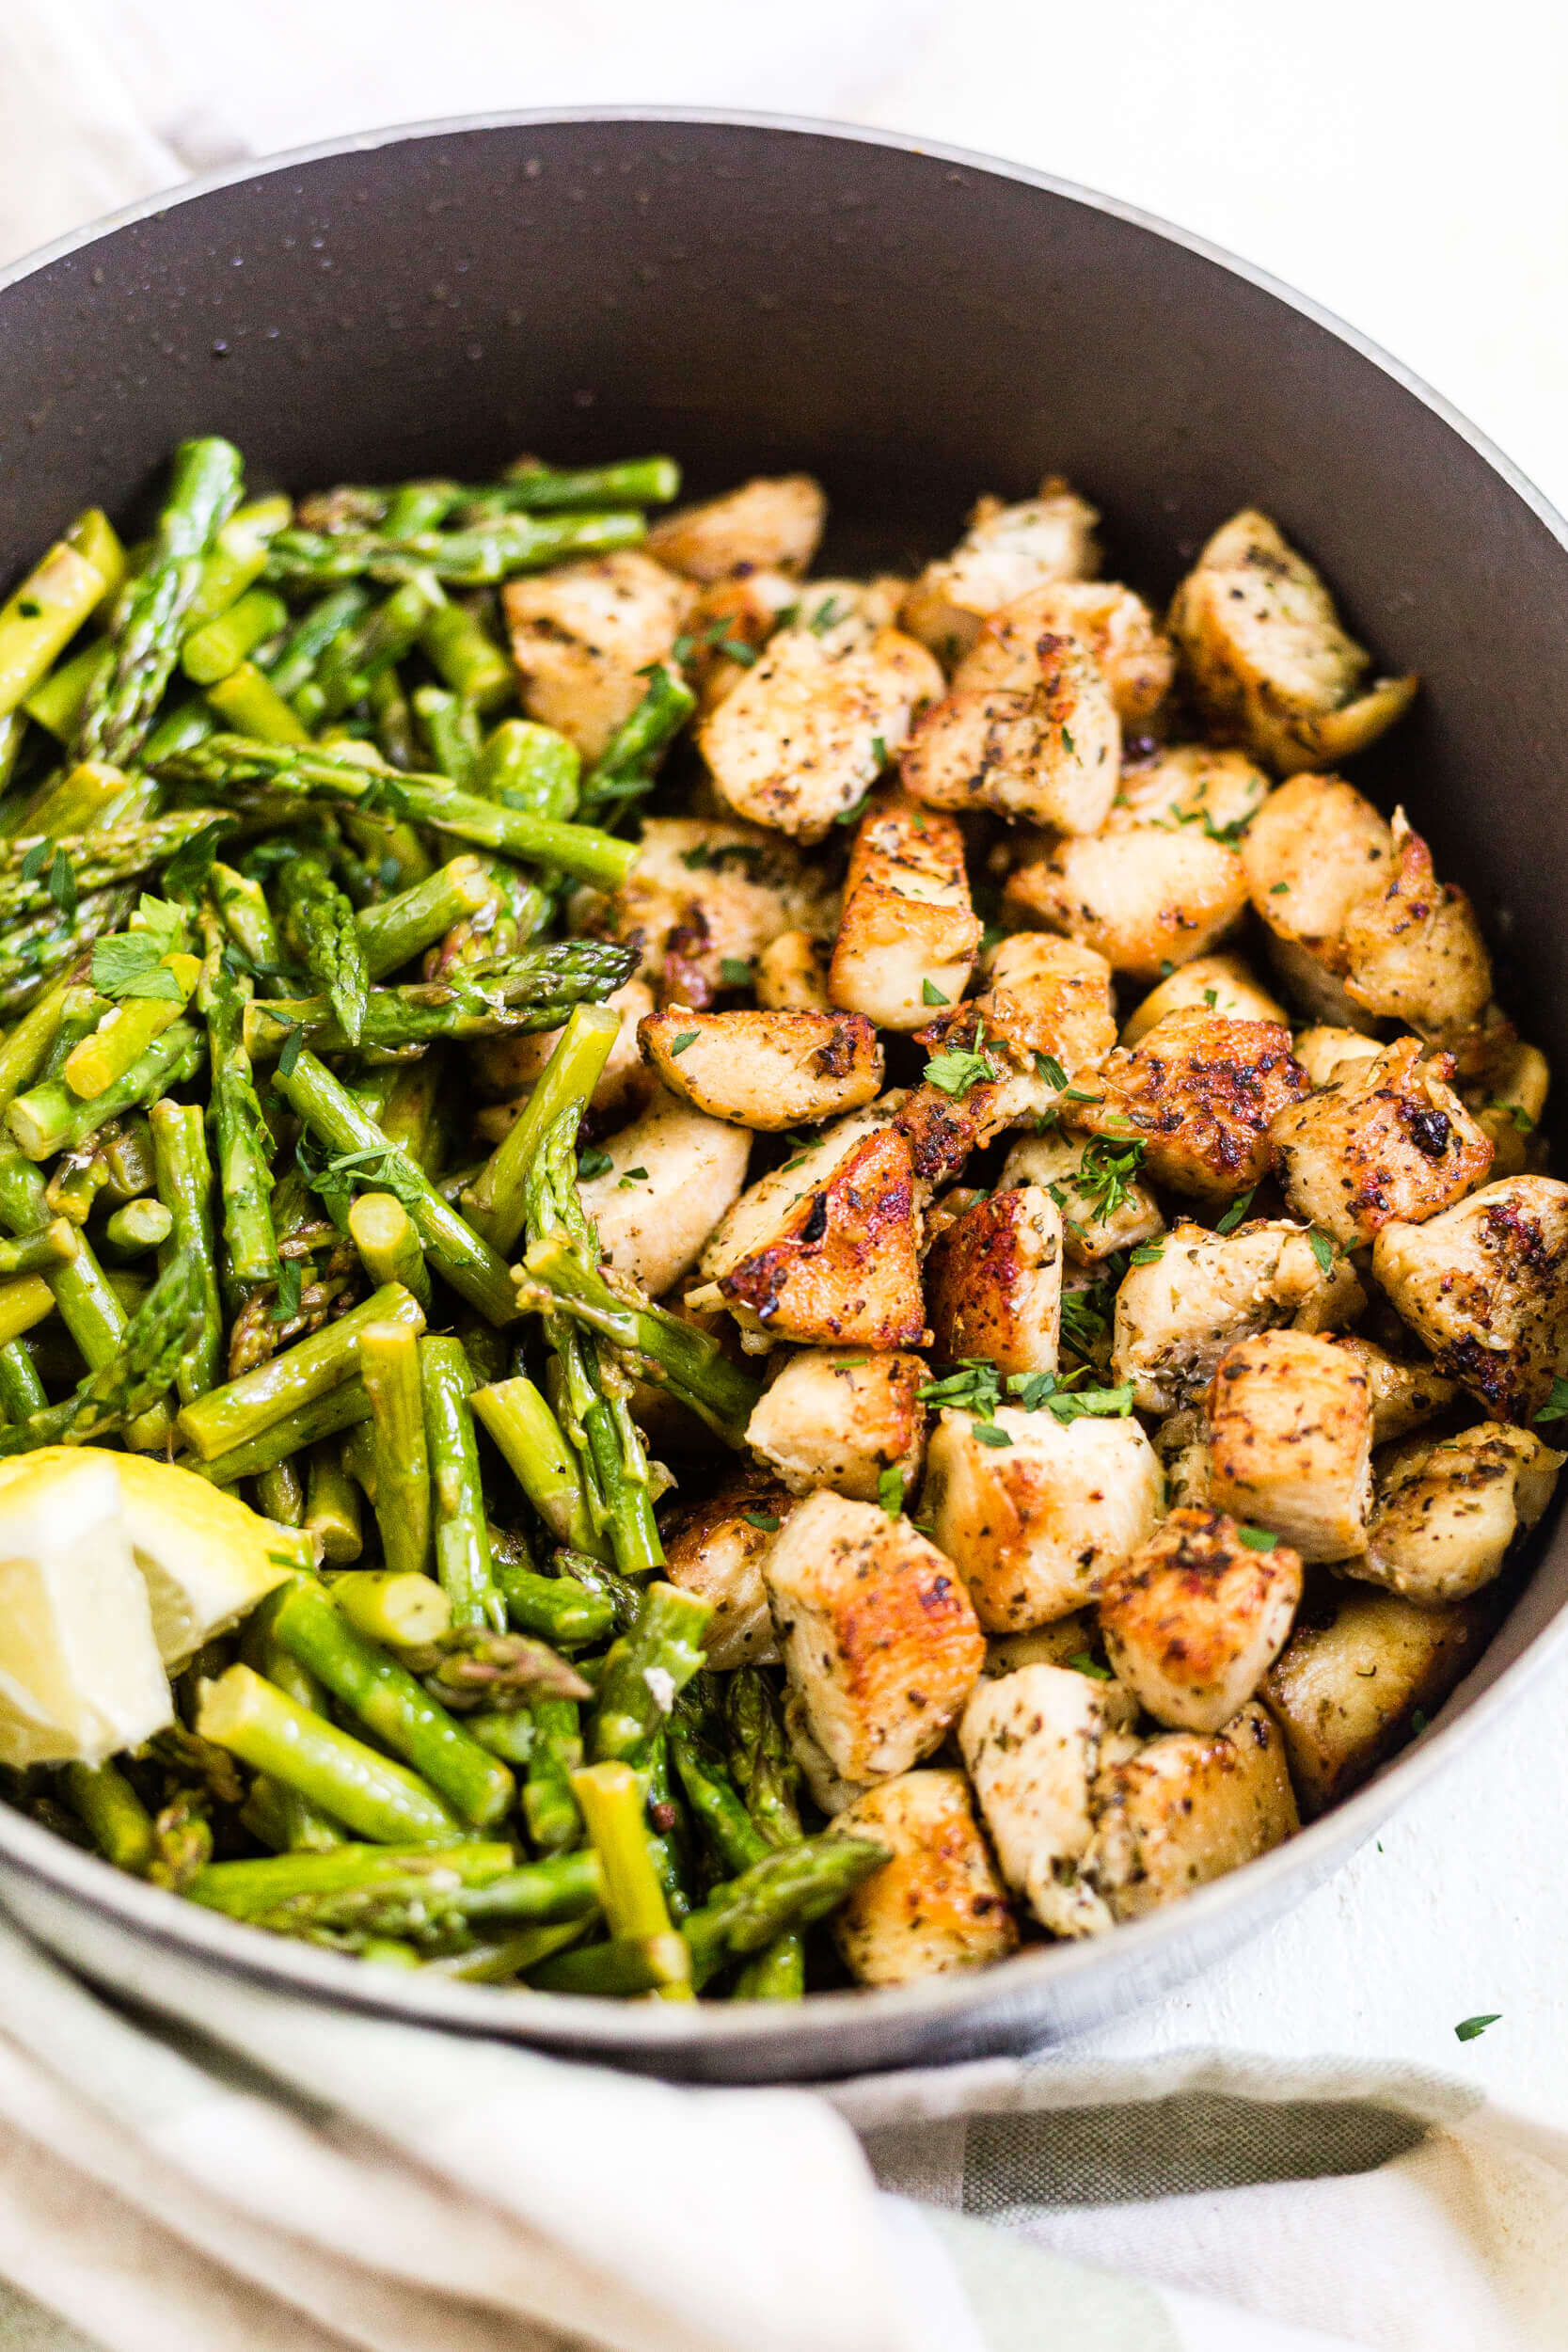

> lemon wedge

[
  {"left": 112, "top": 1454, "right": 309, "bottom": 1666},
  {"left": 0, "top": 1452, "right": 173, "bottom": 1769}
]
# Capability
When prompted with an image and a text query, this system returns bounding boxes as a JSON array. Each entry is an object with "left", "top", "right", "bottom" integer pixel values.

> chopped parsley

[
  {"left": 1203, "top": 987, "right": 1219, "bottom": 1009},
  {"left": 1060, "top": 724, "right": 1075, "bottom": 755},
  {"left": 1410, "top": 1709, "right": 1429, "bottom": 1733},
  {"left": 1214, "top": 1184, "right": 1258, "bottom": 1236},
  {"left": 667, "top": 1031, "right": 699, "bottom": 1057},
  {"left": 270, "top": 1257, "right": 304, "bottom": 1324},
  {"left": 1535, "top": 1375, "right": 1568, "bottom": 1424},
  {"left": 972, "top": 1422, "right": 1012, "bottom": 1447},
  {"left": 577, "top": 1146, "right": 614, "bottom": 1182},
  {"left": 808, "top": 595, "right": 842, "bottom": 636},
  {"left": 91, "top": 897, "right": 188, "bottom": 1000},
  {"left": 1036, "top": 1054, "right": 1069, "bottom": 1089},
  {"left": 1068, "top": 1653, "right": 1113, "bottom": 1680},
  {"left": 878, "top": 1465, "right": 906, "bottom": 1518},
  {"left": 1075, "top": 1132, "right": 1147, "bottom": 1222},
  {"left": 1308, "top": 1228, "right": 1337, "bottom": 1276},
  {"left": 1454, "top": 2014, "right": 1500, "bottom": 2042},
  {"left": 48, "top": 847, "right": 76, "bottom": 917},
  {"left": 1237, "top": 1526, "right": 1277, "bottom": 1551},
  {"left": 19, "top": 839, "right": 50, "bottom": 883},
  {"left": 616, "top": 1165, "right": 650, "bottom": 1188},
  {"left": 276, "top": 1021, "right": 304, "bottom": 1079},
  {"left": 1129, "top": 1240, "right": 1164, "bottom": 1265},
  {"left": 742, "top": 1511, "right": 781, "bottom": 1534},
  {"left": 924, "top": 1023, "right": 998, "bottom": 1099},
  {"left": 719, "top": 957, "right": 753, "bottom": 989},
  {"left": 833, "top": 792, "right": 871, "bottom": 827},
  {"left": 921, "top": 977, "right": 950, "bottom": 1007},
  {"left": 871, "top": 734, "right": 888, "bottom": 768},
  {"left": 163, "top": 817, "right": 234, "bottom": 899},
  {"left": 1269, "top": 880, "right": 1290, "bottom": 895}
]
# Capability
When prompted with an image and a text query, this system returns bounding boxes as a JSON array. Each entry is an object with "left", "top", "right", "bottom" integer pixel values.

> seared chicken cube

[
  {"left": 699, "top": 1121, "right": 926, "bottom": 1352},
  {"left": 1469, "top": 1040, "right": 1550, "bottom": 1180},
  {"left": 958, "top": 1661, "right": 1136, "bottom": 1938},
  {"left": 1205, "top": 1329, "right": 1373, "bottom": 1562},
  {"left": 579, "top": 1089, "right": 752, "bottom": 1296},
  {"left": 1335, "top": 1336, "right": 1459, "bottom": 1443},
  {"left": 700, "top": 621, "right": 944, "bottom": 841},
  {"left": 1111, "top": 1218, "right": 1341, "bottom": 1412},
  {"left": 925, "top": 1186, "right": 1063, "bottom": 1375},
  {"left": 1109, "top": 742, "right": 1271, "bottom": 837},
  {"left": 1269, "top": 1037, "right": 1493, "bottom": 1248},
  {"left": 1121, "top": 951, "right": 1289, "bottom": 1048},
  {"left": 1241, "top": 771, "right": 1391, "bottom": 1015},
  {"left": 1065, "top": 1010, "right": 1309, "bottom": 1201},
  {"left": 755, "top": 928, "right": 832, "bottom": 1011},
  {"left": 901, "top": 629, "right": 1120, "bottom": 834},
  {"left": 746, "top": 1346, "right": 929, "bottom": 1502},
  {"left": 645, "top": 473, "right": 827, "bottom": 581},
  {"left": 472, "top": 976, "right": 654, "bottom": 1135},
  {"left": 958, "top": 579, "right": 1174, "bottom": 728},
  {"left": 1339, "top": 812, "right": 1493, "bottom": 1047},
  {"left": 503, "top": 550, "right": 695, "bottom": 761},
  {"left": 764, "top": 1490, "right": 985, "bottom": 1782},
  {"left": 1004, "top": 827, "right": 1249, "bottom": 981},
  {"left": 698, "top": 1102, "right": 892, "bottom": 1273},
  {"left": 1167, "top": 509, "right": 1417, "bottom": 773},
  {"left": 1263, "top": 1581, "right": 1490, "bottom": 1816},
  {"left": 606, "top": 816, "right": 837, "bottom": 1009},
  {"left": 1290, "top": 1026, "right": 1384, "bottom": 1089},
  {"left": 829, "top": 793, "right": 980, "bottom": 1031},
  {"left": 984, "top": 932, "right": 1119, "bottom": 1078},
  {"left": 982, "top": 1613, "right": 1101, "bottom": 1676},
  {"left": 832, "top": 1770, "right": 1019, "bottom": 1985},
  {"left": 1088, "top": 1702, "right": 1298, "bottom": 1920},
  {"left": 1371, "top": 1175, "right": 1568, "bottom": 1422},
  {"left": 1355, "top": 1422, "right": 1563, "bottom": 1604},
  {"left": 925, "top": 1406, "right": 1163, "bottom": 1629},
  {"left": 1099, "top": 1504, "right": 1304, "bottom": 1732},
  {"left": 662, "top": 1475, "right": 797, "bottom": 1669},
  {"left": 999, "top": 1130, "right": 1164, "bottom": 1266},
  {"left": 684, "top": 569, "right": 812, "bottom": 711},
  {"left": 783, "top": 1687, "right": 872, "bottom": 1818},
  {"left": 900, "top": 477, "right": 1101, "bottom": 663},
  {"left": 639, "top": 1005, "right": 881, "bottom": 1130}
]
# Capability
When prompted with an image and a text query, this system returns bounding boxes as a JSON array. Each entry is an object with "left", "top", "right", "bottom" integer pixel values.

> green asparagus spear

[
  {"left": 305, "top": 1440, "right": 363, "bottom": 1565},
  {"left": 245, "top": 942, "right": 633, "bottom": 1057},
  {"left": 187, "top": 1841, "right": 514, "bottom": 1915},
  {"left": 413, "top": 685, "right": 482, "bottom": 784},
  {"left": 463, "top": 999, "right": 621, "bottom": 1252},
  {"left": 470, "top": 1376, "right": 600, "bottom": 1555},
  {"left": 254, "top": 1460, "right": 305, "bottom": 1528},
  {"left": 578, "top": 663, "right": 696, "bottom": 822},
  {"left": 266, "top": 585, "right": 372, "bottom": 699},
  {"left": 472, "top": 457, "right": 680, "bottom": 514},
  {"left": 177, "top": 1281, "right": 425, "bottom": 1460},
  {"left": 209, "top": 863, "right": 281, "bottom": 971},
  {"left": 524, "top": 1695, "right": 582, "bottom": 1853},
  {"left": 567, "top": 1759, "right": 692, "bottom": 2002},
  {"left": 275, "top": 856, "right": 369, "bottom": 1045},
  {"left": 326, "top": 1567, "right": 450, "bottom": 1648},
  {"left": 0, "top": 1273, "right": 55, "bottom": 1348},
  {"left": 487, "top": 1552, "right": 612, "bottom": 1649},
  {"left": 205, "top": 660, "right": 312, "bottom": 743},
  {"left": 732, "top": 1934, "right": 805, "bottom": 2002},
  {"left": 0, "top": 1220, "right": 77, "bottom": 1276},
  {"left": 21, "top": 638, "right": 113, "bottom": 740},
  {"left": 150, "top": 1099, "right": 222, "bottom": 1401},
  {"left": 0, "top": 809, "right": 230, "bottom": 925},
  {"left": 725, "top": 1669, "right": 803, "bottom": 1851},
  {"left": 420, "top": 600, "right": 512, "bottom": 712},
  {"left": 264, "top": 508, "right": 645, "bottom": 588},
  {"left": 197, "top": 1663, "right": 465, "bottom": 1846},
  {"left": 681, "top": 1835, "right": 890, "bottom": 1990},
  {"left": 0, "top": 977, "right": 72, "bottom": 1115},
  {"left": 348, "top": 1191, "right": 431, "bottom": 1313},
  {"left": 474, "top": 718, "right": 579, "bottom": 818},
  {"left": 0, "top": 1248, "right": 198, "bottom": 1454},
  {"left": 182, "top": 587, "right": 289, "bottom": 686},
  {"left": 358, "top": 1319, "right": 432, "bottom": 1579},
  {"left": 519, "top": 1233, "right": 762, "bottom": 1443},
  {"left": 0, "top": 540, "right": 108, "bottom": 720},
  {"left": 7, "top": 1017, "right": 201, "bottom": 1160},
  {"left": 420, "top": 1336, "right": 505, "bottom": 1633},
  {"left": 671, "top": 1726, "right": 769, "bottom": 1876},
  {"left": 299, "top": 576, "right": 443, "bottom": 727},
  {"left": 590, "top": 1584, "right": 712, "bottom": 1769},
  {"left": 194, "top": 1377, "right": 372, "bottom": 1488},
  {"left": 61, "top": 1759, "right": 156, "bottom": 1873},
  {"left": 355, "top": 855, "right": 495, "bottom": 979}
]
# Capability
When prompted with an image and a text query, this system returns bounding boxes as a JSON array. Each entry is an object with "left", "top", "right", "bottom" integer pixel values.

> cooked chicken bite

[
  {"left": 502, "top": 550, "right": 695, "bottom": 761},
  {"left": 1167, "top": 509, "right": 1417, "bottom": 773},
  {"left": 832, "top": 1771, "right": 1019, "bottom": 1985},
  {"left": 1121, "top": 952, "right": 1289, "bottom": 1048},
  {"left": 645, "top": 473, "right": 827, "bottom": 581},
  {"left": 1155, "top": 1407, "right": 1212, "bottom": 1509},
  {"left": 578, "top": 1089, "right": 752, "bottom": 1296},
  {"left": 1371, "top": 1175, "right": 1568, "bottom": 1422},
  {"left": 638, "top": 1006, "right": 881, "bottom": 1130},
  {"left": 1205, "top": 1329, "right": 1373, "bottom": 1562},
  {"left": 700, "top": 620, "right": 943, "bottom": 840},
  {"left": 1099, "top": 1504, "right": 1303, "bottom": 1732},
  {"left": 982, "top": 1614, "right": 1101, "bottom": 1676},
  {"left": 764, "top": 1490, "right": 984, "bottom": 1782},
  {"left": 957, "top": 579, "right": 1174, "bottom": 728},
  {"left": 1089, "top": 1702, "right": 1298, "bottom": 1920},
  {"left": 900, "top": 629, "right": 1120, "bottom": 834},
  {"left": 1112, "top": 1218, "right": 1340, "bottom": 1412},
  {"left": 925, "top": 1186, "right": 1063, "bottom": 1375},
  {"left": 1108, "top": 743, "right": 1271, "bottom": 837},
  {"left": 605, "top": 817, "right": 836, "bottom": 1009},
  {"left": 1241, "top": 772, "right": 1393, "bottom": 967},
  {"left": 1291, "top": 1026, "right": 1385, "bottom": 1089},
  {"left": 1269, "top": 1038, "right": 1492, "bottom": 1248},
  {"left": 783, "top": 1688, "right": 871, "bottom": 1818},
  {"left": 1263, "top": 1581, "right": 1490, "bottom": 1816},
  {"left": 1065, "top": 1010, "right": 1309, "bottom": 1201},
  {"left": 829, "top": 793, "right": 980, "bottom": 1031},
  {"left": 745, "top": 1347, "right": 928, "bottom": 1502},
  {"left": 1004, "top": 827, "right": 1249, "bottom": 981},
  {"left": 925, "top": 1406, "right": 1163, "bottom": 1629},
  {"left": 998, "top": 1130, "right": 1164, "bottom": 1265},
  {"left": 662, "top": 1476, "right": 797, "bottom": 1669},
  {"left": 684, "top": 569, "right": 812, "bottom": 711},
  {"left": 754, "top": 928, "right": 832, "bottom": 1011},
  {"left": 1335, "top": 1336, "right": 1459, "bottom": 1443},
  {"left": 900, "top": 478, "right": 1101, "bottom": 663},
  {"left": 1354, "top": 1422, "right": 1563, "bottom": 1604},
  {"left": 472, "top": 976, "right": 655, "bottom": 1135},
  {"left": 1339, "top": 813, "right": 1493, "bottom": 1047},
  {"left": 958, "top": 1661, "right": 1137, "bottom": 1938},
  {"left": 983, "top": 932, "right": 1119, "bottom": 1077},
  {"left": 1469, "top": 1041, "right": 1550, "bottom": 1180}
]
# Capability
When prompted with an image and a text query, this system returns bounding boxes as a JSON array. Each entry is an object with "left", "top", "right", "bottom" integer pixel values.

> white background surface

[{"left": 1, "top": 0, "right": 1565, "bottom": 2116}]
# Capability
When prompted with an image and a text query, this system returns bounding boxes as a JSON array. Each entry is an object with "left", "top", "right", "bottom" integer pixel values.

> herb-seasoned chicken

[
  {"left": 662, "top": 1475, "right": 797, "bottom": 1669},
  {"left": 1354, "top": 1422, "right": 1563, "bottom": 1604},
  {"left": 829, "top": 793, "right": 981, "bottom": 1030},
  {"left": 472, "top": 975, "right": 655, "bottom": 1134},
  {"left": 1371, "top": 1175, "right": 1568, "bottom": 1422},
  {"left": 1004, "top": 826, "right": 1249, "bottom": 981},
  {"left": 1269, "top": 1037, "right": 1493, "bottom": 1248},
  {"left": 1120, "top": 951, "right": 1288, "bottom": 1048},
  {"left": 832, "top": 1770, "right": 1019, "bottom": 1985},
  {"left": 754, "top": 927, "right": 833, "bottom": 1011},
  {"left": 1334, "top": 1336, "right": 1459, "bottom": 1444},
  {"left": 764, "top": 1490, "right": 985, "bottom": 1782},
  {"left": 1099, "top": 1504, "right": 1304, "bottom": 1731},
  {"left": 925, "top": 1186, "right": 1063, "bottom": 1375},
  {"left": 503, "top": 549, "right": 696, "bottom": 760},
  {"left": 1241, "top": 771, "right": 1392, "bottom": 1018},
  {"left": 998, "top": 1130, "right": 1164, "bottom": 1266},
  {"left": 1112, "top": 1218, "right": 1344, "bottom": 1412},
  {"left": 958, "top": 1661, "right": 1139, "bottom": 1938},
  {"left": 579, "top": 1088, "right": 752, "bottom": 1296},
  {"left": 901, "top": 628, "right": 1121, "bottom": 834},
  {"left": 1290, "top": 1026, "right": 1384, "bottom": 1089},
  {"left": 900, "top": 477, "right": 1101, "bottom": 662},
  {"left": 1089, "top": 1703, "right": 1299, "bottom": 1920},
  {"left": 639, "top": 1005, "right": 882, "bottom": 1130},
  {"left": 1339, "top": 812, "right": 1493, "bottom": 1047},
  {"left": 1065, "top": 1010, "right": 1309, "bottom": 1201},
  {"left": 1108, "top": 743, "right": 1271, "bottom": 837},
  {"left": 645, "top": 473, "right": 827, "bottom": 581},
  {"left": 603, "top": 815, "right": 836, "bottom": 1008},
  {"left": 956, "top": 578, "right": 1174, "bottom": 728},
  {"left": 1205, "top": 1329, "right": 1373, "bottom": 1562},
  {"left": 746, "top": 1347, "right": 929, "bottom": 1502}
]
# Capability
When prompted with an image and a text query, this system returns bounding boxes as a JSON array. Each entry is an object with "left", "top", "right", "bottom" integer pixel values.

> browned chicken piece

[
  {"left": 1339, "top": 812, "right": 1494, "bottom": 1047},
  {"left": 832, "top": 1771, "right": 1019, "bottom": 1985},
  {"left": 984, "top": 932, "right": 1120, "bottom": 1075},
  {"left": 899, "top": 477, "right": 1101, "bottom": 663},
  {"left": 981, "top": 1613, "right": 1101, "bottom": 1677},
  {"left": 900, "top": 628, "right": 1121, "bottom": 834},
  {"left": 956, "top": 578, "right": 1175, "bottom": 728},
  {"left": 1371, "top": 1174, "right": 1568, "bottom": 1422},
  {"left": 638, "top": 1006, "right": 882, "bottom": 1130},
  {"left": 998, "top": 1130, "right": 1165, "bottom": 1266},
  {"left": 1241, "top": 771, "right": 1393, "bottom": 1021},
  {"left": 829, "top": 793, "right": 980, "bottom": 1031},
  {"left": 1269, "top": 1038, "right": 1494, "bottom": 1249},
  {"left": 925, "top": 1186, "right": 1063, "bottom": 1375},
  {"left": 754, "top": 928, "right": 832, "bottom": 1011},
  {"left": 1263, "top": 1580, "right": 1491, "bottom": 1816},
  {"left": 1290, "top": 1026, "right": 1384, "bottom": 1089},
  {"left": 1205, "top": 1329, "right": 1373, "bottom": 1562},
  {"left": 1121, "top": 951, "right": 1289, "bottom": 1048},
  {"left": 1166, "top": 509, "right": 1418, "bottom": 773},
  {"left": 1099, "top": 1504, "right": 1304, "bottom": 1732},
  {"left": 763, "top": 1489, "right": 985, "bottom": 1782},
  {"left": 1108, "top": 742, "right": 1272, "bottom": 837},
  {"left": 578, "top": 1089, "right": 752, "bottom": 1297},
  {"left": 1468, "top": 1040, "right": 1551, "bottom": 1181},
  {"left": 924, "top": 1406, "right": 1164, "bottom": 1629},
  {"left": 700, "top": 618, "right": 944, "bottom": 840},
  {"left": 745, "top": 1347, "right": 929, "bottom": 1502},
  {"left": 645, "top": 473, "right": 828, "bottom": 581},
  {"left": 1064, "top": 1010, "right": 1310, "bottom": 1201},
  {"left": 782, "top": 1688, "right": 871, "bottom": 1819},
  {"left": 1089, "top": 1702, "right": 1299, "bottom": 1921},
  {"left": 958, "top": 1661, "right": 1140, "bottom": 1938},
  {"left": 1111, "top": 1219, "right": 1346, "bottom": 1413},
  {"left": 472, "top": 977, "right": 656, "bottom": 1135},
  {"left": 700, "top": 1123, "right": 927, "bottom": 1353},
  {"left": 1004, "top": 826, "right": 1250, "bottom": 983},
  {"left": 502, "top": 550, "right": 696, "bottom": 761},
  {"left": 1334, "top": 1336, "right": 1459, "bottom": 1443},
  {"left": 1353, "top": 1422, "right": 1563, "bottom": 1605},
  {"left": 661, "top": 1475, "right": 798, "bottom": 1669},
  {"left": 683, "top": 568, "right": 811, "bottom": 712},
  {"left": 603, "top": 816, "right": 836, "bottom": 1008}
]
